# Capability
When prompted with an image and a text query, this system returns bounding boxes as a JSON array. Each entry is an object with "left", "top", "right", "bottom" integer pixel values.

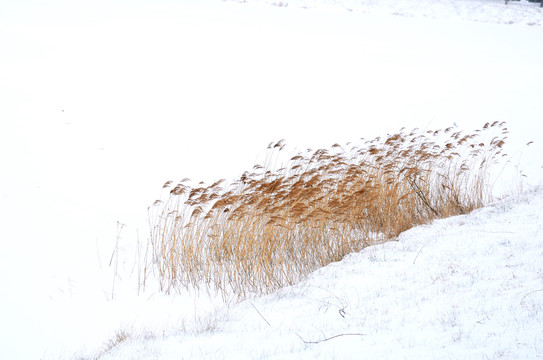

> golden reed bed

[{"left": 144, "top": 122, "right": 509, "bottom": 299}]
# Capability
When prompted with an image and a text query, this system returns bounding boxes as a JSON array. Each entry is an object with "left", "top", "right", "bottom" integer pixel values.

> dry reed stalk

[{"left": 142, "top": 122, "right": 510, "bottom": 299}]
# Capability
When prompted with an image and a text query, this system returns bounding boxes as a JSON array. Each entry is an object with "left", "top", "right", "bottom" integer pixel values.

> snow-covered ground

[
  {"left": 0, "top": 0, "right": 542, "bottom": 359},
  {"left": 95, "top": 188, "right": 543, "bottom": 359},
  {"left": 227, "top": 0, "right": 543, "bottom": 26}
]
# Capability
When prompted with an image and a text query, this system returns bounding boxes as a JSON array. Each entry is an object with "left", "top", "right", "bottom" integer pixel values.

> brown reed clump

[{"left": 143, "top": 122, "right": 509, "bottom": 299}]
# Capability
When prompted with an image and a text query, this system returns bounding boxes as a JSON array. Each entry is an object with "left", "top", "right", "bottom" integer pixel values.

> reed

[{"left": 143, "top": 122, "right": 509, "bottom": 299}]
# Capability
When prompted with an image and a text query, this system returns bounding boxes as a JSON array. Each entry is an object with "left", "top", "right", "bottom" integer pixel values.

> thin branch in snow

[
  {"left": 520, "top": 289, "right": 543, "bottom": 305},
  {"left": 413, "top": 244, "right": 426, "bottom": 264},
  {"left": 296, "top": 332, "right": 366, "bottom": 344},
  {"left": 250, "top": 302, "right": 270, "bottom": 326}
]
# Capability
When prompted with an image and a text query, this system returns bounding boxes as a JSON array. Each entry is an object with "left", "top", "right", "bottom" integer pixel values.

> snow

[
  {"left": 0, "top": 0, "right": 542, "bottom": 359},
  {"left": 72, "top": 190, "right": 543, "bottom": 359},
  {"left": 226, "top": 0, "right": 543, "bottom": 26}
]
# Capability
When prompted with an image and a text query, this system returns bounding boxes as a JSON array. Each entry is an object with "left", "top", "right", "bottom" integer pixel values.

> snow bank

[
  {"left": 0, "top": 0, "right": 542, "bottom": 359},
  {"left": 92, "top": 188, "right": 543, "bottom": 359},
  {"left": 226, "top": 0, "right": 543, "bottom": 26}
]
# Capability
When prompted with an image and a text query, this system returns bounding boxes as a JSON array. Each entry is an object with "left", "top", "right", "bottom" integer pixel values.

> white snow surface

[
  {"left": 1, "top": 0, "right": 543, "bottom": 359},
  {"left": 227, "top": 0, "right": 543, "bottom": 26},
  {"left": 96, "top": 189, "right": 543, "bottom": 359}
]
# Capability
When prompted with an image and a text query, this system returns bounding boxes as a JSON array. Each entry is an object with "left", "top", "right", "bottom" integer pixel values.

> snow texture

[
  {"left": 227, "top": 0, "right": 543, "bottom": 26},
  {"left": 97, "top": 189, "right": 543, "bottom": 359},
  {"left": 0, "top": 0, "right": 542, "bottom": 359}
]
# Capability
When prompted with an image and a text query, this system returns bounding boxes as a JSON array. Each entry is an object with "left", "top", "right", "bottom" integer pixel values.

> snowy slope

[
  {"left": 0, "top": 0, "right": 542, "bottom": 359},
  {"left": 227, "top": 0, "right": 543, "bottom": 26},
  {"left": 86, "top": 188, "right": 543, "bottom": 359}
]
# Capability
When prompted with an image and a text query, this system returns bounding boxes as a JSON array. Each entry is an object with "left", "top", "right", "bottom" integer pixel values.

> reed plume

[{"left": 144, "top": 122, "right": 509, "bottom": 299}]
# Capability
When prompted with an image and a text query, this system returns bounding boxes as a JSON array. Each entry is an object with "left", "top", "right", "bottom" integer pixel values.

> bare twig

[
  {"left": 110, "top": 221, "right": 125, "bottom": 300},
  {"left": 250, "top": 302, "right": 270, "bottom": 326},
  {"left": 413, "top": 244, "right": 426, "bottom": 264},
  {"left": 410, "top": 178, "right": 438, "bottom": 216},
  {"left": 296, "top": 332, "right": 365, "bottom": 344},
  {"left": 109, "top": 221, "right": 125, "bottom": 266},
  {"left": 520, "top": 289, "right": 543, "bottom": 305}
]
